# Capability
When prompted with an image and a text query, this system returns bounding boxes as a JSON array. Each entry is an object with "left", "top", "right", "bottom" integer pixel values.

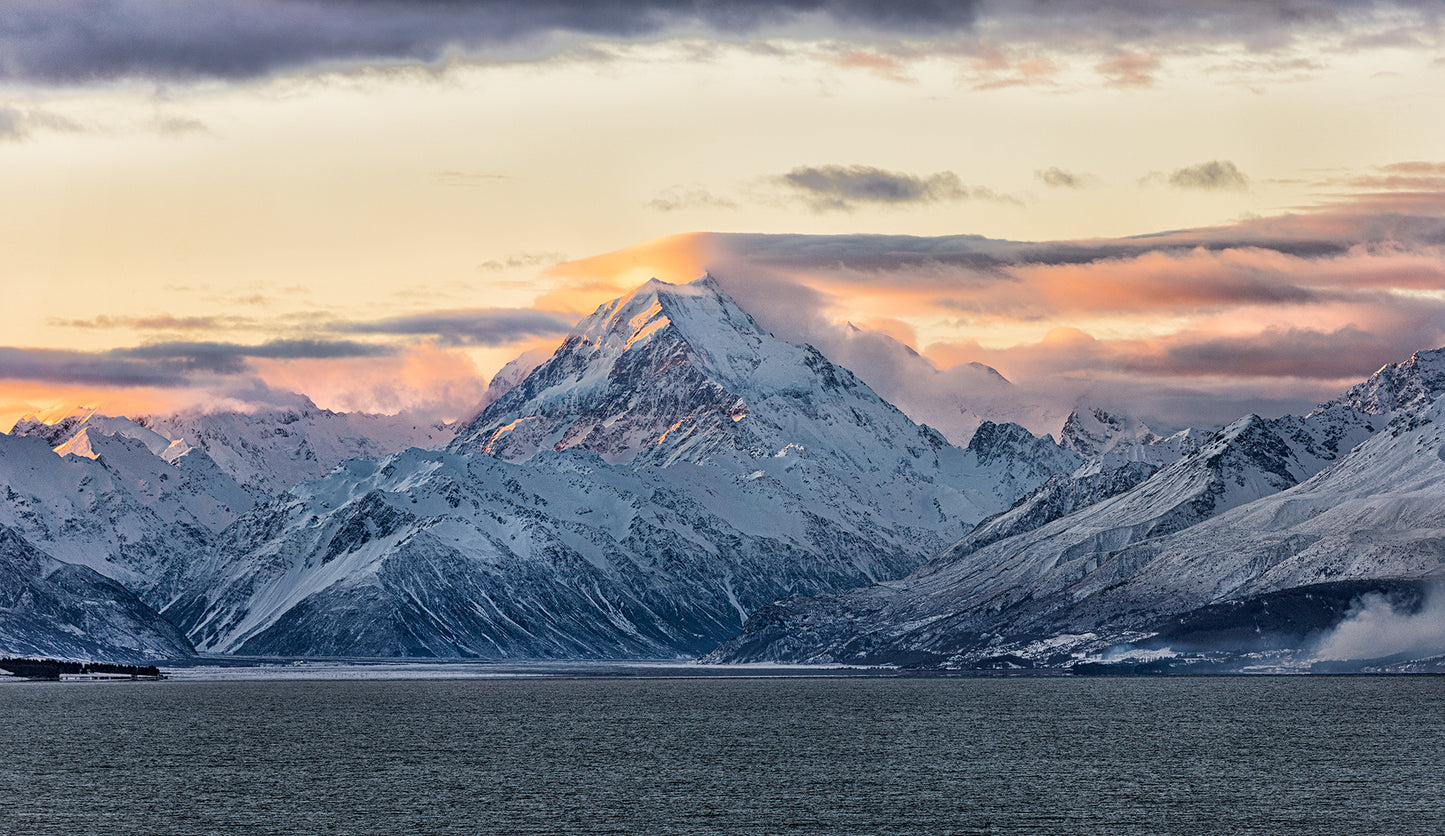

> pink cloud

[{"left": 1096, "top": 51, "right": 1160, "bottom": 87}]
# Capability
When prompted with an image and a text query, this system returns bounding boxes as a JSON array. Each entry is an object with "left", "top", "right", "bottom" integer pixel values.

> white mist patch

[{"left": 1313, "top": 586, "right": 1445, "bottom": 662}]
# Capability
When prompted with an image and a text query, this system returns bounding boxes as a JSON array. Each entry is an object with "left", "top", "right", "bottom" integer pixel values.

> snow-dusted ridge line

[{"left": 708, "top": 346, "right": 1445, "bottom": 669}]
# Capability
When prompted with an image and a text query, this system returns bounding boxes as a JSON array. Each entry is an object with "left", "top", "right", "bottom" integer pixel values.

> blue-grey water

[{"left": 1, "top": 675, "right": 1442, "bottom": 835}]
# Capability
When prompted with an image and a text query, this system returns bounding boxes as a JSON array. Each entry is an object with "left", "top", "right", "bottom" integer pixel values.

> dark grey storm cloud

[
  {"left": 983, "top": 1, "right": 1443, "bottom": 50},
  {"left": 339, "top": 308, "right": 575, "bottom": 346},
  {"left": 0, "top": 339, "right": 394, "bottom": 386},
  {"left": 778, "top": 165, "right": 1016, "bottom": 212},
  {"left": 1132, "top": 326, "right": 1438, "bottom": 381},
  {"left": 0, "top": 0, "right": 983, "bottom": 84},
  {"left": 8, "top": 1, "right": 1434, "bottom": 85},
  {"left": 1168, "top": 159, "right": 1250, "bottom": 191}
]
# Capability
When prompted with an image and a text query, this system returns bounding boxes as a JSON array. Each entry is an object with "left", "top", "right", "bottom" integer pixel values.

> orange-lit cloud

[
  {"left": 0, "top": 381, "right": 275, "bottom": 433},
  {"left": 964, "top": 45, "right": 1062, "bottom": 91},
  {"left": 533, "top": 232, "right": 717, "bottom": 313},
  {"left": 671, "top": 191, "right": 1445, "bottom": 429},
  {"left": 7, "top": 190, "right": 1445, "bottom": 436},
  {"left": 249, "top": 343, "right": 491, "bottom": 420}
]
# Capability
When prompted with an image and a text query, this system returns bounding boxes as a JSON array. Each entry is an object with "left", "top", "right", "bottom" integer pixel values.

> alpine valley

[{"left": 3, "top": 276, "right": 1444, "bottom": 671}]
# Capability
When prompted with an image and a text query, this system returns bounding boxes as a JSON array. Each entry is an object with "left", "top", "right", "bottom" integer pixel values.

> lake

[{"left": 1, "top": 674, "right": 1441, "bottom": 835}]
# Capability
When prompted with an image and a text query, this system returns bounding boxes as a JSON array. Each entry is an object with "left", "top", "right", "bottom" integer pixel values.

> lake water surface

[{"left": 2, "top": 675, "right": 1441, "bottom": 835}]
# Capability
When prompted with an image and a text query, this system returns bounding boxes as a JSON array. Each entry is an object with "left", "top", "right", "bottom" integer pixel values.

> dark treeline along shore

[{"left": 0, "top": 657, "right": 163, "bottom": 681}]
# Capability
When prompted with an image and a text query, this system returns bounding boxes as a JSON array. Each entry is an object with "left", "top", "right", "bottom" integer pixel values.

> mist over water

[{"left": 1, "top": 677, "right": 1442, "bottom": 836}]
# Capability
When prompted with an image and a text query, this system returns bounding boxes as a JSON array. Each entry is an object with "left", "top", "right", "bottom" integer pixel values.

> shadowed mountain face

[
  {"left": 0, "top": 525, "right": 195, "bottom": 663},
  {"left": 165, "top": 277, "right": 1078, "bottom": 659},
  {"left": 708, "top": 349, "right": 1445, "bottom": 668}
]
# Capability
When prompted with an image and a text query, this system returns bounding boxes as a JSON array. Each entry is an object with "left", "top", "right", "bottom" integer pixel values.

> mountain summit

[
  {"left": 164, "top": 276, "right": 1078, "bottom": 659},
  {"left": 456, "top": 275, "right": 1076, "bottom": 533}
]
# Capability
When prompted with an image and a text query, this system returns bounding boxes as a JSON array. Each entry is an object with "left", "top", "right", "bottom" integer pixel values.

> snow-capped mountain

[
  {"left": 166, "top": 276, "right": 1081, "bottom": 658},
  {"left": 453, "top": 276, "right": 1075, "bottom": 543},
  {"left": 709, "top": 351, "right": 1442, "bottom": 667},
  {"left": 0, "top": 524, "right": 195, "bottom": 662},
  {"left": 12, "top": 412, "right": 191, "bottom": 461},
  {"left": 133, "top": 401, "right": 454, "bottom": 496},
  {"left": 0, "top": 429, "right": 254, "bottom": 606}
]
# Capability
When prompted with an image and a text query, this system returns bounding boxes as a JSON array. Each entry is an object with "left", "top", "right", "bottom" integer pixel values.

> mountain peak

[
  {"left": 451, "top": 275, "right": 804, "bottom": 462},
  {"left": 1058, "top": 406, "right": 1157, "bottom": 459},
  {"left": 1327, "top": 346, "right": 1445, "bottom": 416},
  {"left": 571, "top": 274, "right": 764, "bottom": 362}
]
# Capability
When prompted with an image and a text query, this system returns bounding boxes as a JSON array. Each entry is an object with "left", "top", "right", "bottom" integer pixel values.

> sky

[{"left": 2, "top": 0, "right": 1445, "bottom": 435}]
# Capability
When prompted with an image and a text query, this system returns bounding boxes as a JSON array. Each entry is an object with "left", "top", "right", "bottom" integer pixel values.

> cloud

[
  {"left": 117, "top": 339, "right": 393, "bottom": 373},
  {"left": 434, "top": 170, "right": 510, "bottom": 187},
  {"left": 1095, "top": 51, "right": 1160, "bottom": 87},
  {"left": 49, "top": 314, "right": 250, "bottom": 330},
  {"left": 1342, "top": 161, "right": 1445, "bottom": 192},
  {"left": 963, "top": 44, "right": 1063, "bottom": 90},
  {"left": 1203, "top": 55, "right": 1324, "bottom": 88},
  {"left": 828, "top": 49, "right": 915, "bottom": 82},
  {"left": 3, "top": 1, "right": 1441, "bottom": 86},
  {"left": 777, "top": 165, "right": 1019, "bottom": 211},
  {"left": 337, "top": 308, "right": 576, "bottom": 346},
  {"left": 0, "top": 0, "right": 985, "bottom": 84},
  {"left": 0, "top": 347, "right": 198, "bottom": 388},
  {"left": 0, "top": 104, "right": 83, "bottom": 141},
  {"left": 0, "top": 339, "right": 393, "bottom": 386},
  {"left": 1168, "top": 159, "right": 1251, "bottom": 191},
  {"left": 647, "top": 185, "right": 739, "bottom": 212},
  {"left": 248, "top": 343, "right": 490, "bottom": 420},
  {"left": 477, "top": 251, "right": 569, "bottom": 271},
  {"left": 657, "top": 191, "right": 1445, "bottom": 431},
  {"left": 151, "top": 113, "right": 211, "bottom": 136},
  {"left": 1036, "top": 167, "right": 1094, "bottom": 189}
]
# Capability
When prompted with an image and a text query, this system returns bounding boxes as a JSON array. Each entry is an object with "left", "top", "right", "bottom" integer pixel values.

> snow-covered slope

[
  {"left": 1091, "top": 397, "right": 1445, "bottom": 617},
  {"left": 166, "top": 446, "right": 948, "bottom": 657},
  {"left": 0, "top": 430, "right": 254, "bottom": 606},
  {"left": 11, "top": 411, "right": 191, "bottom": 461},
  {"left": 709, "top": 351, "right": 1437, "bottom": 666},
  {"left": 168, "top": 277, "right": 1081, "bottom": 658},
  {"left": 0, "top": 524, "right": 195, "bottom": 662},
  {"left": 134, "top": 401, "right": 453, "bottom": 496}
]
